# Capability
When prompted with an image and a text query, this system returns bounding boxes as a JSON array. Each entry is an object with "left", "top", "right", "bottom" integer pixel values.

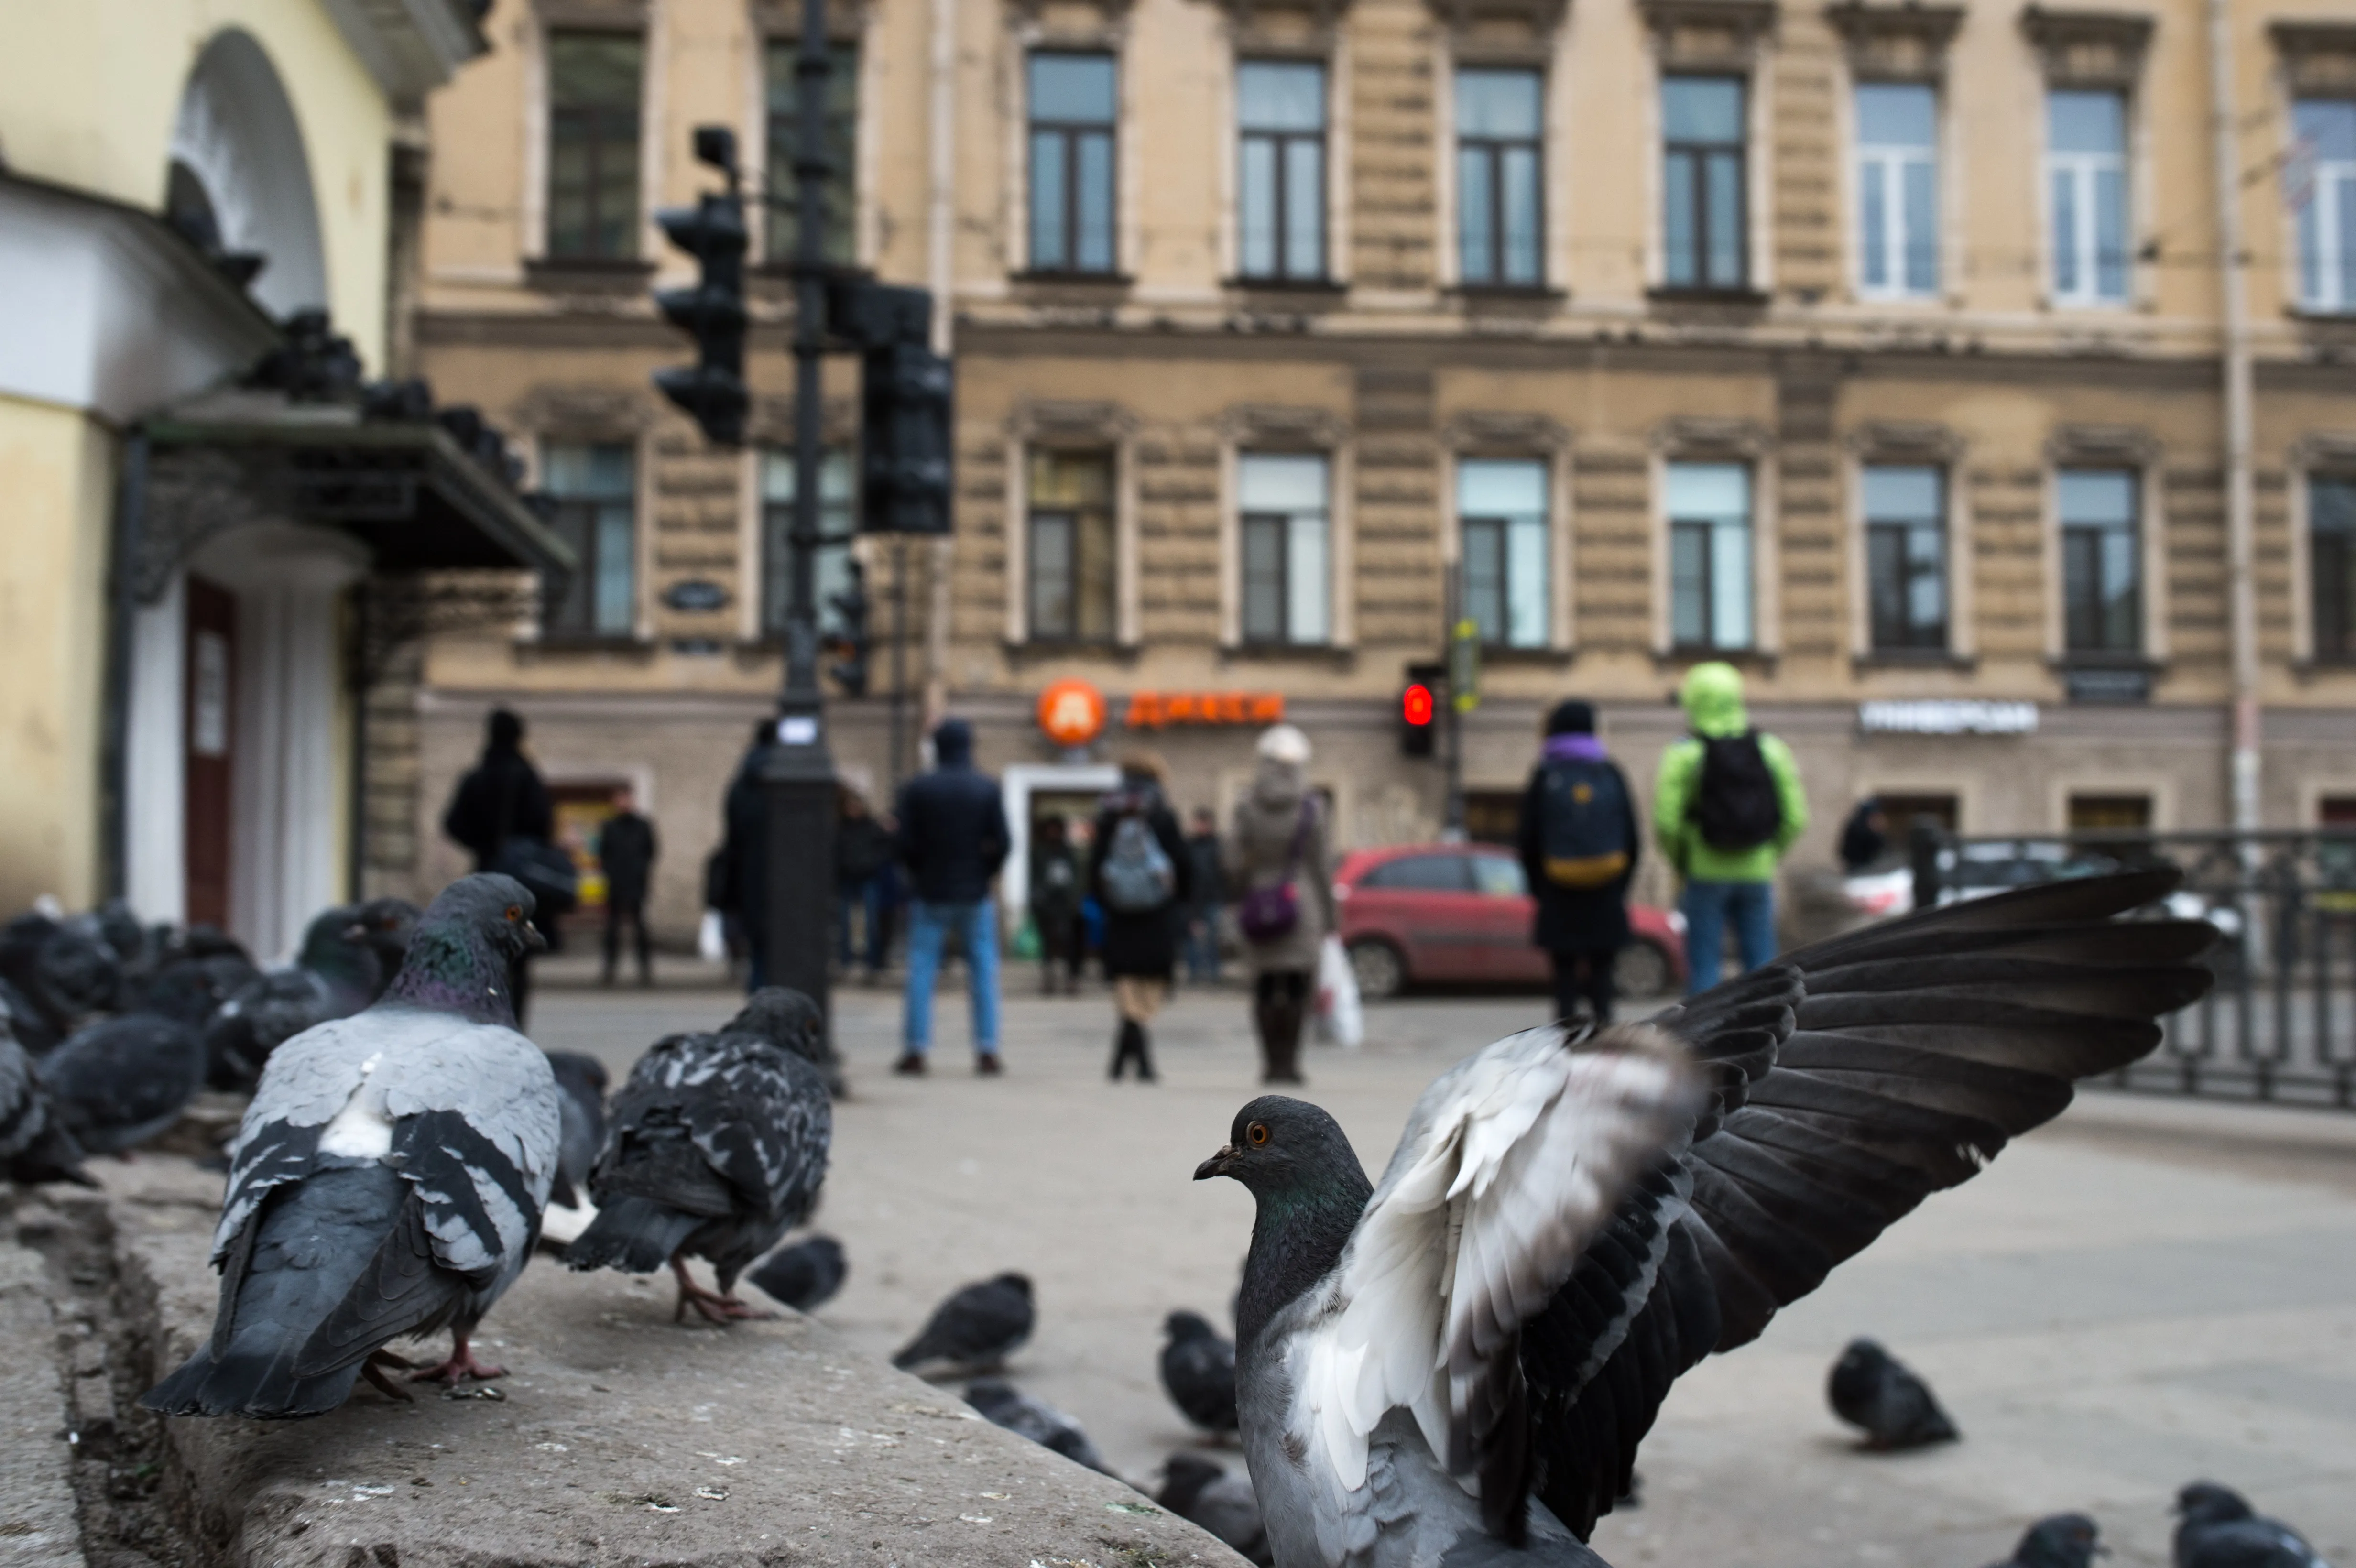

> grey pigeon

[
  {"left": 893, "top": 1271, "right": 1034, "bottom": 1372},
  {"left": 0, "top": 913, "right": 120, "bottom": 1043},
  {"left": 1985, "top": 1514, "right": 2105, "bottom": 1568},
  {"left": 2175, "top": 1483, "right": 2332, "bottom": 1568},
  {"left": 203, "top": 906, "right": 385, "bottom": 1090},
  {"left": 750, "top": 1233, "right": 847, "bottom": 1311},
  {"left": 1827, "top": 1337, "right": 1959, "bottom": 1449},
  {"left": 349, "top": 898, "right": 422, "bottom": 1000},
  {"left": 564, "top": 989, "right": 832, "bottom": 1323},
  {"left": 1194, "top": 871, "right": 2213, "bottom": 1567},
  {"left": 544, "top": 1049, "right": 609, "bottom": 1208},
  {"left": 141, "top": 874, "right": 559, "bottom": 1416},
  {"left": 963, "top": 1375, "right": 1109, "bottom": 1473},
  {"left": 1, "top": 1027, "right": 92, "bottom": 1186},
  {"left": 1160, "top": 1452, "right": 1274, "bottom": 1566},
  {"left": 1160, "top": 1309, "right": 1239, "bottom": 1436},
  {"left": 36, "top": 963, "right": 217, "bottom": 1154}
]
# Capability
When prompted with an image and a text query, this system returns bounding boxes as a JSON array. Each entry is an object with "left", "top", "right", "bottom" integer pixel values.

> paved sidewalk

[{"left": 530, "top": 981, "right": 2356, "bottom": 1568}]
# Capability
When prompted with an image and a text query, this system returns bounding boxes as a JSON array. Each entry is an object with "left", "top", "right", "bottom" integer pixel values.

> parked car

[{"left": 1333, "top": 843, "right": 1687, "bottom": 1001}]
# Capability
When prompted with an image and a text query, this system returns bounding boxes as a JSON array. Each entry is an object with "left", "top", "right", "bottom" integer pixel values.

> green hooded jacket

[{"left": 1653, "top": 661, "right": 1809, "bottom": 882}]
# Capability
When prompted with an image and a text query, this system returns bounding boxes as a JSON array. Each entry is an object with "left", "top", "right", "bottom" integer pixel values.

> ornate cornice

[
  {"left": 1823, "top": 2, "right": 1964, "bottom": 77},
  {"left": 1638, "top": 0, "right": 1778, "bottom": 66},
  {"left": 1652, "top": 416, "right": 1774, "bottom": 457},
  {"left": 1444, "top": 409, "right": 1571, "bottom": 452},
  {"left": 1424, "top": 0, "right": 1570, "bottom": 44},
  {"left": 1006, "top": 399, "right": 1141, "bottom": 442},
  {"left": 2018, "top": 6, "right": 2154, "bottom": 87},
  {"left": 2045, "top": 422, "right": 2159, "bottom": 465},
  {"left": 1219, "top": 402, "right": 1352, "bottom": 447},
  {"left": 2269, "top": 21, "right": 2356, "bottom": 96},
  {"left": 1847, "top": 419, "right": 1966, "bottom": 462}
]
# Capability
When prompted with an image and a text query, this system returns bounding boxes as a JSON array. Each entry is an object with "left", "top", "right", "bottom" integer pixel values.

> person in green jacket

[{"left": 1653, "top": 661, "right": 1809, "bottom": 992}]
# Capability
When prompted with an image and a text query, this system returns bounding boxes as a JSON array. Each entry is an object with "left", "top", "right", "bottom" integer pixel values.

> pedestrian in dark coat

[
  {"left": 891, "top": 719, "right": 1012, "bottom": 1074},
  {"left": 1516, "top": 698, "right": 1640, "bottom": 1024},
  {"left": 440, "top": 707, "right": 554, "bottom": 1022},
  {"left": 719, "top": 721, "right": 777, "bottom": 990},
  {"left": 835, "top": 789, "right": 894, "bottom": 978},
  {"left": 1086, "top": 751, "right": 1191, "bottom": 1082},
  {"left": 1028, "top": 816, "right": 1083, "bottom": 995},
  {"left": 596, "top": 785, "right": 658, "bottom": 986},
  {"left": 1183, "top": 807, "right": 1225, "bottom": 983}
]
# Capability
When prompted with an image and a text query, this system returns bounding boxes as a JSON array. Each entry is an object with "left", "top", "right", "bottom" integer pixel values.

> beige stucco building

[{"left": 402, "top": 0, "right": 2356, "bottom": 936}]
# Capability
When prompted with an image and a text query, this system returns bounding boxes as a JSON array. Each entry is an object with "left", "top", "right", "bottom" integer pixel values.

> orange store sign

[
  {"left": 1123, "top": 691, "right": 1285, "bottom": 730},
  {"left": 1037, "top": 679, "right": 1109, "bottom": 746}
]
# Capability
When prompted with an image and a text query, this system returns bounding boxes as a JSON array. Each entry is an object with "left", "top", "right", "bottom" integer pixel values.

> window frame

[
  {"left": 1455, "top": 65, "right": 1547, "bottom": 290},
  {"left": 1666, "top": 460, "right": 1754, "bottom": 652},
  {"left": 759, "top": 446, "right": 858, "bottom": 642},
  {"left": 2310, "top": 472, "right": 2356, "bottom": 663},
  {"left": 1025, "top": 50, "right": 1121, "bottom": 277},
  {"left": 1023, "top": 446, "right": 1120, "bottom": 644},
  {"left": 763, "top": 38, "right": 860, "bottom": 268},
  {"left": 2057, "top": 466, "right": 2144, "bottom": 655},
  {"left": 1237, "top": 451, "right": 1332, "bottom": 647},
  {"left": 2293, "top": 97, "right": 2356, "bottom": 315},
  {"left": 2046, "top": 87, "right": 2132, "bottom": 308},
  {"left": 1659, "top": 73, "right": 1750, "bottom": 294},
  {"left": 1862, "top": 463, "right": 1950, "bottom": 652},
  {"left": 1854, "top": 80, "right": 1940, "bottom": 301},
  {"left": 539, "top": 440, "right": 639, "bottom": 639},
  {"left": 1456, "top": 455, "right": 1550, "bottom": 650},
  {"left": 544, "top": 29, "right": 646, "bottom": 262},
  {"left": 1236, "top": 58, "right": 1330, "bottom": 284}
]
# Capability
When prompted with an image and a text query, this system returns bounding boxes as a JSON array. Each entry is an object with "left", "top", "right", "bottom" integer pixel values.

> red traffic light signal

[{"left": 1402, "top": 683, "right": 1435, "bottom": 727}]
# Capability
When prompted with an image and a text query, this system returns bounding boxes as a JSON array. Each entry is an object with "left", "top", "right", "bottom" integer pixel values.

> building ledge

[{"left": 524, "top": 256, "right": 658, "bottom": 296}]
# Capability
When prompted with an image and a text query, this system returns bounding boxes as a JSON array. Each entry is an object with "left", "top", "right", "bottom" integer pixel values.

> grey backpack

[{"left": 1101, "top": 813, "right": 1176, "bottom": 913}]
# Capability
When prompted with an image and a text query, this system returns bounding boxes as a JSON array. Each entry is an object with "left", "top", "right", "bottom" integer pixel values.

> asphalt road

[{"left": 529, "top": 969, "right": 2356, "bottom": 1568}]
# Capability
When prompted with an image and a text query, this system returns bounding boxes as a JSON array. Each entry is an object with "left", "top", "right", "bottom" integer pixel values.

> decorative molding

[
  {"left": 2270, "top": 21, "right": 2356, "bottom": 97},
  {"left": 142, "top": 450, "right": 290, "bottom": 604},
  {"left": 1637, "top": 0, "right": 1777, "bottom": 66},
  {"left": 2018, "top": 7, "right": 2154, "bottom": 87},
  {"left": 1219, "top": 403, "right": 1352, "bottom": 447},
  {"left": 1423, "top": 0, "right": 1570, "bottom": 47},
  {"left": 1651, "top": 416, "right": 1774, "bottom": 457},
  {"left": 749, "top": 0, "right": 872, "bottom": 39},
  {"left": 510, "top": 383, "right": 659, "bottom": 437},
  {"left": 2045, "top": 422, "right": 2159, "bottom": 465},
  {"left": 534, "top": 0, "right": 648, "bottom": 26},
  {"left": 2288, "top": 431, "right": 2356, "bottom": 473},
  {"left": 1200, "top": 0, "right": 1356, "bottom": 52},
  {"left": 1444, "top": 409, "right": 1572, "bottom": 452},
  {"left": 1847, "top": 419, "right": 1966, "bottom": 462},
  {"left": 1006, "top": 399, "right": 1140, "bottom": 442},
  {"left": 1001, "top": 0, "right": 1136, "bottom": 30},
  {"left": 1822, "top": 2, "right": 1964, "bottom": 78},
  {"left": 748, "top": 394, "right": 859, "bottom": 446}
]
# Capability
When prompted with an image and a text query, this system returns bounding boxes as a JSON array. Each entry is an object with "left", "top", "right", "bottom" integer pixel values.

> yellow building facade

[{"left": 405, "top": 0, "right": 2356, "bottom": 934}]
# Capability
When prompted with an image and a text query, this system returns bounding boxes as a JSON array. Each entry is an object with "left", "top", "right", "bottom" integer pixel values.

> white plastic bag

[
  {"left": 1315, "top": 933, "right": 1364, "bottom": 1049},
  {"left": 697, "top": 908, "right": 728, "bottom": 963}
]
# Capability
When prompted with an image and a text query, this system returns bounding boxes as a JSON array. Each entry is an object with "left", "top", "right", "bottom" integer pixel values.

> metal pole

[
  {"left": 2209, "top": 0, "right": 2260, "bottom": 839},
  {"left": 758, "top": 0, "right": 838, "bottom": 1023},
  {"left": 889, "top": 535, "right": 909, "bottom": 790},
  {"left": 1442, "top": 563, "right": 1466, "bottom": 841}
]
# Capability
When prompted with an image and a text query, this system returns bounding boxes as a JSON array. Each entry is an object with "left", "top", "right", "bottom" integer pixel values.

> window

[
  {"left": 764, "top": 40, "right": 858, "bottom": 265},
  {"left": 2048, "top": 88, "right": 2129, "bottom": 305},
  {"left": 543, "top": 443, "right": 637, "bottom": 636},
  {"left": 760, "top": 449, "right": 857, "bottom": 641},
  {"left": 546, "top": 33, "right": 644, "bottom": 260},
  {"left": 1027, "top": 54, "right": 1118, "bottom": 275},
  {"left": 1667, "top": 461, "right": 1752, "bottom": 649},
  {"left": 1459, "top": 458, "right": 1549, "bottom": 648},
  {"left": 1876, "top": 793, "right": 1959, "bottom": 834},
  {"left": 2295, "top": 99, "right": 2356, "bottom": 314},
  {"left": 1361, "top": 853, "right": 1473, "bottom": 891},
  {"left": 1239, "top": 453, "right": 1331, "bottom": 645},
  {"left": 1238, "top": 61, "right": 1327, "bottom": 282},
  {"left": 1027, "top": 449, "right": 1118, "bottom": 642},
  {"left": 1661, "top": 76, "right": 1747, "bottom": 291},
  {"left": 1856, "top": 82, "right": 1938, "bottom": 298},
  {"left": 2059, "top": 468, "right": 2140, "bottom": 653},
  {"left": 1469, "top": 855, "right": 1528, "bottom": 897},
  {"left": 2313, "top": 476, "right": 2356, "bottom": 660},
  {"left": 1864, "top": 464, "right": 1947, "bottom": 651},
  {"left": 1457, "top": 68, "right": 1544, "bottom": 287}
]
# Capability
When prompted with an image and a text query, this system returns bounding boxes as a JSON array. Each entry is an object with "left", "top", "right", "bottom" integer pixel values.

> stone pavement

[{"left": 531, "top": 974, "right": 2356, "bottom": 1568}]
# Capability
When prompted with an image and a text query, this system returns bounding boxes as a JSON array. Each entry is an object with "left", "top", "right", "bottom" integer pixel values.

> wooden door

[{"left": 184, "top": 577, "right": 236, "bottom": 929}]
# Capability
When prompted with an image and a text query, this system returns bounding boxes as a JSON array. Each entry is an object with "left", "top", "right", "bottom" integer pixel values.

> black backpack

[
  {"left": 1536, "top": 760, "right": 1634, "bottom": 889},
  {"left": 1690, "top": 731, "right": 1783, "bottom": 852}
]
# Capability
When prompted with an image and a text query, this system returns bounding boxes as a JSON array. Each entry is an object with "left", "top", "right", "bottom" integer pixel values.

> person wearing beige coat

[{"left": 1222, "top": 726, "right": 1335, "bottom": 1085}]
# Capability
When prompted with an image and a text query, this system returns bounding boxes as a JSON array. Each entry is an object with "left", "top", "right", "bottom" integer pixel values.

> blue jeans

[
  {"left": 838, "top": 875, "right": 886, "bottom": 971},
  {"left": 904, "top": 899, "right": 1001, "bottom": 1056},
  {"left": 1183, "top": 907, "right": 1222, "bottom": 982},
  {"left": 1681, "top": 879, "right": 1778, "bottom": 994}
]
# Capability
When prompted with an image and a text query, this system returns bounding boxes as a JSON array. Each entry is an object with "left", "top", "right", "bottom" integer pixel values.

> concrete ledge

[
  {"left": 93, "top": 1159, "right": 1246, "bottom": 1568},
  {"left": 0, "top": 1239, "right": 83, "bottom": 1568}
]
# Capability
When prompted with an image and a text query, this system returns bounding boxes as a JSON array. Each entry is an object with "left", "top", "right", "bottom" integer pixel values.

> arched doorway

[{"left": 164, "top": 28, "right": 327, "bottom": 320}]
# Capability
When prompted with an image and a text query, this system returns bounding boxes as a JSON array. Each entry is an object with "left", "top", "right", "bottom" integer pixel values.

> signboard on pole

[{"left": 1448, "top": 619, "right": 1482, "bottom": 713}]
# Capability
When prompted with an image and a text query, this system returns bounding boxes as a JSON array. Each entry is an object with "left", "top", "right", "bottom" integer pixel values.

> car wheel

[
  {"left": 1349, "top": 939, "right": 1406, "bottom": 1001},
  {"left": 1613, "top": 941, "right": 1673, "bottom": 999}
]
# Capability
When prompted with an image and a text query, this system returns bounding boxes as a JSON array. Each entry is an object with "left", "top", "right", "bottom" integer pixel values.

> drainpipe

[
  {"left": 2209, "top": 0, "right": 2261, "bottom": 838},
  {"left": 99, "top": 430, "right": 151, "bottom": 904},
  {"left": 922, "top": 0, "right": 955, "bottom": 729}
]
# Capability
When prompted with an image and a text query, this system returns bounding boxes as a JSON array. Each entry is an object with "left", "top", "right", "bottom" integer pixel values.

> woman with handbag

[{"left": 1222, "top": 724, "right": 1333, "bottom": 1085}]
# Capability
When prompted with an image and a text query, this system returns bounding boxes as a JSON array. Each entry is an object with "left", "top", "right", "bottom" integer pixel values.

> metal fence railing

[{"left": 1910, "top": 827, "right": 2356, "bottom": 1111}]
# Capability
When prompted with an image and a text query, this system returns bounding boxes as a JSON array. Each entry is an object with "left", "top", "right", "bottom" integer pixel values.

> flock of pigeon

[{"left": 0, "top": 867, "right": 2339, "bottom": 1568}]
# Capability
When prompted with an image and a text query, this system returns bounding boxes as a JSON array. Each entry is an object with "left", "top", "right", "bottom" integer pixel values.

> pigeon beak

[
  {"left": 1193, "top": 1145, "right": 1238, "bottom": 1181},
  {"left": 522, "top": 921, "right": 549, "bottom": 954}
]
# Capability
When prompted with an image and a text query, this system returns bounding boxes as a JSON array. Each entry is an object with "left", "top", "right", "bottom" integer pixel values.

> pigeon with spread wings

[{"left": 1196, "top": 870, "right": 2212, "bottom": 1568}]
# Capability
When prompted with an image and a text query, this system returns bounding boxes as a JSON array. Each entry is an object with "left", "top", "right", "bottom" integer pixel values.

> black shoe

[
  {"left": 892, "top": 1052, "right": 927, "bottom": 1077},
  {"left": 975, "top": 1053, "right": 1003, "bottom": 1077}
]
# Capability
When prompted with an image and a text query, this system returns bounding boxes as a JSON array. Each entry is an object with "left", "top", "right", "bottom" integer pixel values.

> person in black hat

[{"left": 1515, "top": 699, "right": 1640, "bottom": 1024}]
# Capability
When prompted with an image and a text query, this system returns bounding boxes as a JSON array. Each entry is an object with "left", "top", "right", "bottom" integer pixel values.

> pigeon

[
  {"left": 203, "top": 906, "right": 386, "bottom": 1090},
  {"left": 564, "top": 989, "right": 832, "bottom": 1323},
  {"left": 1986, "top": 1514, "right": 2106, "bottom": 1568},
  {"left": 141, "top": 874, "right": 559, "bottom": 1416},
  {"left": 1827, "top": 1338, "right": 1960, "bottom": 1449},
  {"left": 0, "top": 913, "right": 121, "bottom": 1044},
  {"left": 963, "top": 1376, "right": 1110, "bottom": 1473},
  {"left": 892, "top": 1272, "right": 1035, "bottom": 1372},
  {"left": 1161, "top": 1452, "right": 1275, "bottom": 1566},
  {"left": 2175, "top": 1482, "right": 2332, "bottom": 1568},
  {"left": 750, "top": 1233, "right": 848, "bottom": 1312},
  {"left": 1193, "top": 870, "right": 2213, "bottom": 1568},
  {"left": 35, "top": 962, "right": 218, "bottom": 1154},
  {"left": 1, "top": 1027, "right": 92, "bottom": 1186},
  {"left": 350, "top": 898, "right": 422, "bottom": 1000},
  {"left": 544, "top": 1050, "right": 609, "bottom": 1207},
  {"left": 1161, "top": 1309, "right": 1239, "bottom": 1436}
]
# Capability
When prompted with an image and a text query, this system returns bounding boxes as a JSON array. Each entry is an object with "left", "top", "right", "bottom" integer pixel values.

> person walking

[
  {"left": 441, "top": 707, "right": 555, "bottom": 1024},
  {"left": 1028, "top": 815, "right": 1083, "bottom": 995},
  {"left": 1653, "top": 661, "right": 1809, "bottom": 993},
  {"left": 835, "top": 788, "right": 894, "bottom": 980},
  {"left": 892, "top": 718, "right": 1011, "bottom": 1075},
  {"left": 1182, "top": 806, "right": 1226, "bottom": 983},
  {"left": 718, "top": 720, "right": 777, "bottom": 990},
  {"left": 1516, "top": 700, "right": 1639, "bottom": 1024},
  {"left": 1224, "top": 725, "right": 1333, "bottom": 1086},
  {"left": 1839, "top": 796, "right": 1890, "bottom": 872},
  {"left": 596, "top": 784, "right": 658, "bottom": 987},
  {"left": 1087, "top": 752, "right": 1191, "bottom": 1081}
]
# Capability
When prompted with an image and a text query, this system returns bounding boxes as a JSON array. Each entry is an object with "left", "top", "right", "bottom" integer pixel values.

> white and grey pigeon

[
  {"left": 2, "top": 1024, "right": 93, "bottom": 1186},
  {"left": 1195, "top": 871, "right": 2214, "bottom": 1568},
  {"left": 142, "top": 874, "right": 560, "bottom": 1416},
  {"left": 2175, "top": 1483, "right": 2334, "bottom": 1568},
  {"left": 563, "top": 988, "right": 832, "bottom": 1323}
]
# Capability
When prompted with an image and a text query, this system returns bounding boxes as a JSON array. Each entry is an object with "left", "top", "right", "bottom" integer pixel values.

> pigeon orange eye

[
  {"left": 505, "top": 906, "right": 522, "bottom": 922},
  {"left": 1248, "top": 1123, "right": 1269, "bottom": 1146}
]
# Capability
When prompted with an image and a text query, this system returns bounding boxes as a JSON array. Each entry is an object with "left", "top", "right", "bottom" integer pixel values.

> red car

[{"left": 1333, "top": 843, "right": 1688, "bottom": 1001}]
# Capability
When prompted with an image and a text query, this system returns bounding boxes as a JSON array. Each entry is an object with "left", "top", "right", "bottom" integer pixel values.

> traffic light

[
  {"left": 1400, "top": 661, "right": 1443, "bottom": 758},
  {"left": 825, "top": 559, "right": 872, "bottom": 697},
  {"left": 827, "top": 279, "right": 954, "bottom": 536},
  {"left": 652, "top": 127, "right": 748, "bottom": 446}
]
